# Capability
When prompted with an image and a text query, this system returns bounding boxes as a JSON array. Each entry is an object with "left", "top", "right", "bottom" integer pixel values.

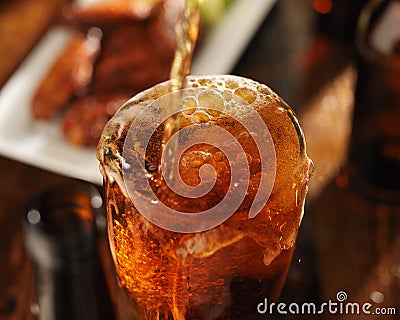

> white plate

[{"left": 0, "top": 0, "right": 276, "bottom": 186}]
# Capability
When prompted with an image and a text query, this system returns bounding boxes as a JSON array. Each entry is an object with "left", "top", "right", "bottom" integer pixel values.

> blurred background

[{"left": 0, "top": 0, "right": 399, "bottom": 319}]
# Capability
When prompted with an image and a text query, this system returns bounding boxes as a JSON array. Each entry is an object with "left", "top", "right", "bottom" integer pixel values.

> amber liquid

[
  {"left": 161, "top": 0, "right": 201, "bottom": 182},
  {"left": 105, "top": 173, "right": 300, "bottom": 320},
  {"left": 98, "top": 2, "right": 312, "bottom": 319}
]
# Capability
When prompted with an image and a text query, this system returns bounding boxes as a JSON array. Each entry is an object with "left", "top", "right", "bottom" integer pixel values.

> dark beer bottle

[
  {"left": 349, "top": 0, "right": 400, "bottom": 192},
  {"left": 309, "top": 0, "right": 400, "bottom": 315},
  {"left": 24, "top": 182, "right": 116, "bottom": 320}
]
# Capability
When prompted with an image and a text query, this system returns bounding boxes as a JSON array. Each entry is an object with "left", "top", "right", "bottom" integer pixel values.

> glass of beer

[{"left": 97, "top": 75, "right": 313, "bottom": 319}]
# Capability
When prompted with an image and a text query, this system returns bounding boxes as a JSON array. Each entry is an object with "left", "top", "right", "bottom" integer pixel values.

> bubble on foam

[
  {"left": 192, "top": 111, "right": 210, "bottom": 123},
  {"left": 182, "top": 97, "right": 197, "bottom": 115},
  {"left": 234, "top": 87, "right": 257, "bottom": 104},
  {"left": 198, "top": 90, "right": 224, "bottom": 113},
  {"left": 181, "top": 151, "right": 211, "bottom": 168},
  {"left": 213, "top": 151, "right": 224, "bottom": 162}
]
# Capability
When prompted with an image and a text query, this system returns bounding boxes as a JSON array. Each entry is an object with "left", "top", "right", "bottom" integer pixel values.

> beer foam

[{"left": 98, "top": 75, "right": 310, "bottom": 199}]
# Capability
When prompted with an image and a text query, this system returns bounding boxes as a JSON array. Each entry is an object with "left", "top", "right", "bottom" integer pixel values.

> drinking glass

[{"left": 97, "top": 75, "right": 313, "bottom": 319}]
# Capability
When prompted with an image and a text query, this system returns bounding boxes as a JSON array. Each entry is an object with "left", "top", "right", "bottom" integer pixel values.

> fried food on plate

[{"left": 32, "top": 0, "right": 183, "bottom": 146}]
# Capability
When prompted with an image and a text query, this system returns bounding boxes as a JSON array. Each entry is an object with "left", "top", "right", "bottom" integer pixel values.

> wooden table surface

[{"left": 0, "top": 0, "right": 398, "bottom": 319}]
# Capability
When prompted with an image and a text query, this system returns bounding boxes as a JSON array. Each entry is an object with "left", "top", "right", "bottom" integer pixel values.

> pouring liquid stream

[
  {"left": 159, "top": 0, "right": 202, "bottom": 183},
  {"left": 161, "top": 2, "right": 201, "bottom": 318}
]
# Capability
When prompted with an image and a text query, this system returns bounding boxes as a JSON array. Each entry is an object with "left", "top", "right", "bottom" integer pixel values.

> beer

[
  {"left": 162, "top": 0, "right": 200, "bottom": 183},
  {"left": 97, "top": 75, "right": 313, "bottom": 319}
]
